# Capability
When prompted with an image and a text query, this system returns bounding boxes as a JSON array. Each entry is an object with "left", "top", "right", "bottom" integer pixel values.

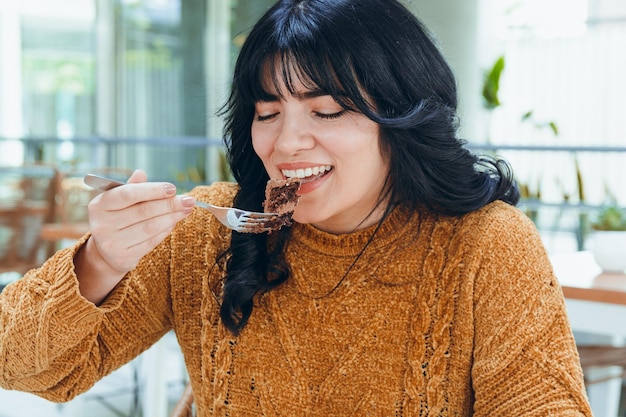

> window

[
  {"left": 487, "top": 0, "right": 626, "bottom": 206},
  {"left": 480, "top": 0, "right": 626, "bottom": 252},
  {"left": 0, "top": 0, "right": 275, "bottom": 183}
]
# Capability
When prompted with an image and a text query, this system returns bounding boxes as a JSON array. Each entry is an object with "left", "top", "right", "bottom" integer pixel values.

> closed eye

[
  {"left": 316, "top": 110, "right": 347, "bottom": 120},
  {"left": 256, "top": 112, "right": 278, "bottom": 122}
]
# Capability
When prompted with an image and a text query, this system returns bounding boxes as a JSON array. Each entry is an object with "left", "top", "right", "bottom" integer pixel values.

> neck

[{"left": 311, "top": 199, "right": 392, "bottom": 235}]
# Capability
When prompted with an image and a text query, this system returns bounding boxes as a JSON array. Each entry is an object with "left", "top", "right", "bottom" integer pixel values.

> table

[
  {"left": 39, "top": 222, "right": 90, "bottom": 241},
  {"left": 1, "top": 200, "right": 51, "bottom": 274},
  {"left": 551, "top": 251, "right": 626, "bottom": 417},
  {"left": 39, "top": 222, "right": 90, "bottom": 257}
]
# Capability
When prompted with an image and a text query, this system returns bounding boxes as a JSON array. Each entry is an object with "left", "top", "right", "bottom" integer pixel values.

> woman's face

[{"left": 251, "top": 73, "right": 390, "bottom": 235}]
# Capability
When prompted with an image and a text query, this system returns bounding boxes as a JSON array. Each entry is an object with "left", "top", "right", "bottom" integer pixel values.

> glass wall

[
  {"left": 21, "top": 8, "right": 96, "bottom": 138},
  {"left": 0, "top": 0, "right": 96, "bottom": 166},
  {"left": 20, "top": 1, "right": 96, "bottom": 167},
  {"left": 108, "top": 0, "right": 206, "bottom": 183},
  {"left": 0, "top": 0, "right": 275, "bottom": 184},
  {"left": 488, "top": 0, "right": 626, "bottom": 206},
  {"left": 477, "top": 0, "right": 626, "bottom": 252}
]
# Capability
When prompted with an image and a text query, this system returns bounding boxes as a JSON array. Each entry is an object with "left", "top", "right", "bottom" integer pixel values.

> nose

[{"left": 274, "top": 115, "right": 315, "bottom": 155}]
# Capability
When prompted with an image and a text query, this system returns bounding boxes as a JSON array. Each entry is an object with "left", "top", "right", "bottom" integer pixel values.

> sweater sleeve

[
  {"left": 0, "top": 233, "right": 174, "bottom": 402},
  {"left": 468, "top": 204, "right": 592, "bottom": 416}
]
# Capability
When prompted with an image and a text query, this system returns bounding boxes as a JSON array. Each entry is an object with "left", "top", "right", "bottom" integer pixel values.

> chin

[
  {"left": 291, "top": 212, "right": 309, "bottom": 225},
  {"left": 291, "top": 209, "right": 324, "bottom": 226}
]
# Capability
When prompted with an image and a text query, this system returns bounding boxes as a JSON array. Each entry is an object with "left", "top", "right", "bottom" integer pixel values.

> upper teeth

[{"left": 282, "top": 165, "right": 332, "bottom": 179}]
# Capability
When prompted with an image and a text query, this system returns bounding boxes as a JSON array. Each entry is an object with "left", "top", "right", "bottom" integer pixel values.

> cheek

[
  {"left": 251, "top": 138, "right": 264, "bottom": 159},
  {"left": 251, "top": 125, "right": 272, "bottom": 160}
]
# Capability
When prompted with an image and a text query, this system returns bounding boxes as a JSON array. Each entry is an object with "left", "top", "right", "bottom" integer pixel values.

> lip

[{"left": 296, "top": 168, "right": 332, "bottom": 194}]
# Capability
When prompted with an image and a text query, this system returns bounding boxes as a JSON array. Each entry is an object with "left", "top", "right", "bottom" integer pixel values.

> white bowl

[{"left": 591, "top": 231, "right": 626, "bottom": 273}]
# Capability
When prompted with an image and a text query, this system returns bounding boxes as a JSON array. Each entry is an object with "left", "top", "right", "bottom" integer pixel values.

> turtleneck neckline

[
  {"left": 291, "top": 205, "right": 418, "bottom": 258},
  {"left": 278, "top": 207, "right": 422, "bottom": 299}
]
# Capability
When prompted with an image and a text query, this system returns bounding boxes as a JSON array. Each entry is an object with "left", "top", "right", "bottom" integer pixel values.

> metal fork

[{"left": 83, "top": 174, "right": 279, "bottom": 233}]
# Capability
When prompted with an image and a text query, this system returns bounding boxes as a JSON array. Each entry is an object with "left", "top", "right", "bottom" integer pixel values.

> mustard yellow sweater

[{"left": 0, "top": 182, "right": 591, "bottom": 416}]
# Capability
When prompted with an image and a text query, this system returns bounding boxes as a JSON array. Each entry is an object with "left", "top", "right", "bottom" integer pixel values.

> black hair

[{"left": 219, "top": 0, "right": 519, "bottom": 335}]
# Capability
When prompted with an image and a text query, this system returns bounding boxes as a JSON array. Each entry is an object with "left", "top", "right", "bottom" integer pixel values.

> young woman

[{"left": 0, "top": 0, "right": 591, "bottom": 415}]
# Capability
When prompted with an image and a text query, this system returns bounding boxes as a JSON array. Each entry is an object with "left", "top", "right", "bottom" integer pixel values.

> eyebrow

[
  {"left": 292, "top": 90, "right": 327, "bottom": 100},
  {"left": 257, "top": 89, "right": 328, "bottom": 102}
]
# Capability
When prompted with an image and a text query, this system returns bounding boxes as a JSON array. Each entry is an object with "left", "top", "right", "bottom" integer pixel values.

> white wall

[{"left": 405, "top": 0, "right": 492, "bottom": 143}]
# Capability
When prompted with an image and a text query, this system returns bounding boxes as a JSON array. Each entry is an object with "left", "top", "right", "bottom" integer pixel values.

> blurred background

[
  {"left": 0, "top": 0, "right": 267, "bottom": 186},
  {"left": 0, "top": 0, "right": 624, "bottom": 253},
  {"left": 1, "top": 0, "right": 625, "bottom": 416}
]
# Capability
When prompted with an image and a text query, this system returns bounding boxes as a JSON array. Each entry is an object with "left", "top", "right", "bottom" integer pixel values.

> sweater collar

[
  {"left": 280, "top": 206, "right": 423, "bottom": 298},
  {"left": 290, "top": 205, "right": 418, "bottom": 258}
]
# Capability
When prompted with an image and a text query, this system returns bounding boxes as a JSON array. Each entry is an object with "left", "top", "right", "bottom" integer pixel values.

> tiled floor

[{"left": 0, "top": 332, "right": 187, "bottom": 417}]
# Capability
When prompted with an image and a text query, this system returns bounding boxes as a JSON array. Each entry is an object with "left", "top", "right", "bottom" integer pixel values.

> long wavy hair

[{"left": 219, "top": 0, "right": 519, "bottom": 335}]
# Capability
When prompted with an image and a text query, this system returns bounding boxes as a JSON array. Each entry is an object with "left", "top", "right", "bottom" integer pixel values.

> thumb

[{"left": 127, "top": 169, "right": 148, "bottom": 184}]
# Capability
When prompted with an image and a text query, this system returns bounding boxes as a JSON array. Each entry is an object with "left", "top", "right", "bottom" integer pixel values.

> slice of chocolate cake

[{"left": 261, "top": 178, "right": 301, "bottom": 232}]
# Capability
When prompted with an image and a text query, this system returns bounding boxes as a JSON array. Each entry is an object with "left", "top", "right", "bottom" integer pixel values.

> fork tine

[
  {"left": 235, "top": 225, "right": 277, "bottom": 233},
  {"left": 237, "top": 211, "right": 279, "bottom": 220},
  {"left": 193, "top": 200, "right": 283, "bottom": 231},
  {"left": 238, "top": 218, "right": 275, "bottom": 226},
  {"left": 230, "top": 210, "right": 279, "bottom": 227},
  {"left": 239, "top": 213, "right": 279, "bottom": 222}
]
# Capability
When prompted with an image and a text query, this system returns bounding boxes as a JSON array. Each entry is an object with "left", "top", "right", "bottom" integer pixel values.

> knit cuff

[{"left": 34, "top": 235, "right": 131, "bottom": 371}]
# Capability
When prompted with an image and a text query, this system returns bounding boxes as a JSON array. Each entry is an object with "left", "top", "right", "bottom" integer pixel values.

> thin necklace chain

[{"left": 303, "top": 218, "right": 384, "bottom": 300}]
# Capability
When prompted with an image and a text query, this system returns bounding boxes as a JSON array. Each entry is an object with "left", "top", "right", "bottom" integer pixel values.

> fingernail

[
  {"left": 164, "top": 184, "right": 176, "bottom": 195},
  {"left": 181, "top": 196, "right": 195, "bottom": 207}
]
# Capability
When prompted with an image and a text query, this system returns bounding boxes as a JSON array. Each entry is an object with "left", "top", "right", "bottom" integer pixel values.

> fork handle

[{"left": 84, "top": 174, "right": 125, "bottom": 191}]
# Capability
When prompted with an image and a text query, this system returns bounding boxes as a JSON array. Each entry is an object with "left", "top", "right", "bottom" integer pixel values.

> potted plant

[{"left": 590, "top": 203, "right": 626, "bottom": 273}]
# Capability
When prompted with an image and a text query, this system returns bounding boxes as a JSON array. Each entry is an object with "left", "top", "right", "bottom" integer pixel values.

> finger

[
  {"left": 98, "top": 209, "right": 190, "bottom": 257},
  {"left": 91, "top": 195, "right": 193, "bottom": 237},
  {"left": 94, "top": 195, "right": 193, "bottom": 235},
  {"left": 95, "top": 181, "right": 178, "bottom": 211},
  {"left": 91, "top": 208, "right": 190, "bottom": 271},
  {"left": 127, "top": 169, "right": 148, "bottom": 184},
  {"left": 126, "top": 195, "right": 195, "bottom": 224}
]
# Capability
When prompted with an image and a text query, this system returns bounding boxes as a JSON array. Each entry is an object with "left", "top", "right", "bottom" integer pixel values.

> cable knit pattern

[{"left": 0, "top": 182, "right": 591, "bottom": 416}]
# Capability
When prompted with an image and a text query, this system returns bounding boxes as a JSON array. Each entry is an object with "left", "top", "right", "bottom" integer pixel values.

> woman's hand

[{"left": 73, "top": 169, "right": 195, "bottom": 304}]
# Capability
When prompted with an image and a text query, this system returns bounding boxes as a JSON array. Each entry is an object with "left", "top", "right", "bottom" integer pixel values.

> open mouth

[{"left": 281, "top": 165, "right": 333, "bottom": 184}]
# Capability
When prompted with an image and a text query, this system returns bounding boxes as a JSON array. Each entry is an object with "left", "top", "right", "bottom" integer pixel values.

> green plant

[
  {"left": 521, "top": 111, "right": 559, "bottom": 136},
  {"left": 591, "top": 204, "right": 626, "bottom": 231},
  {"left": 482, "top": 55, "right": 505, "bottom": 110},
  {"left": 518, "top": 179, "right": 541, "bottom": 225}
]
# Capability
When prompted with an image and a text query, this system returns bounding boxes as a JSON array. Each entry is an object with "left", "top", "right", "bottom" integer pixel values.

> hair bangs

[
  {"left": 244, "top": 46, "right": 372, "bottom": 117},
  {"left": 262, "top": 51, "right": 362, "bottom": 113}
]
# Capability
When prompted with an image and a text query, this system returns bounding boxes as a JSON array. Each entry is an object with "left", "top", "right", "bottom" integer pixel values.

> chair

[
  {"left": 577, "top": 344, "right": 626, "bottom": 417},
  {"left": 39, "top": 167, "right": 132, "bottom": 256},
  {"left": 0, "top": 164, "right": 59, "bottom": 277},
  {"left": 577, "top": 345, "right": 626, "bottom": 385},
  {"left": 169, "top": 383, "right": 194, "bottom": 417}
]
